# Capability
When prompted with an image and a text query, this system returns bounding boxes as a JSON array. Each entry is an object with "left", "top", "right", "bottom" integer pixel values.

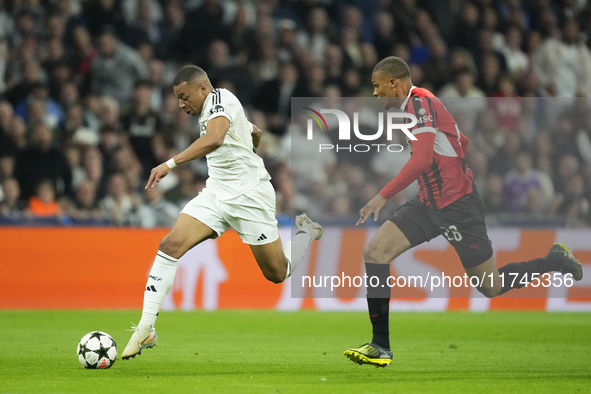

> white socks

[
  {"left": 137, "top": 231, "right": 312, "bottom": 328},
  {"left": 283, "top": 231, "right": 313, "bottom": 280},
  {"left": 138, "top": 250, "right": 179, "bottom": 329}
]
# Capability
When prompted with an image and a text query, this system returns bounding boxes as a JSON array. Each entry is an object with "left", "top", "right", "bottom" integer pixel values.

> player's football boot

[
  {"left": 548, "top": 243, "right": 583, "bottom": 281},
  {"left": 295, "top": 213, "right": 323, "bottom": 240},
  {"left": 121, "top": 323, "right": 158, "bottom": 360},
  {"left": 344, "top": 342, "right": 393, "bottom": 368}
]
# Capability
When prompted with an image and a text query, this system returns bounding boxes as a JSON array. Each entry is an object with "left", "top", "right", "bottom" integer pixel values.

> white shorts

[{"left": 180, "top": 180, "right": 279, "bottom": 245}]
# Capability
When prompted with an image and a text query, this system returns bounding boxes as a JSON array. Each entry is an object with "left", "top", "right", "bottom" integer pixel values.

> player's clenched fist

[
  {"left": 357, "top": 194, "right": 387, "bottom": 226},
  {"left": 145, "top": 163, "right": 172, "bottom": 191}
]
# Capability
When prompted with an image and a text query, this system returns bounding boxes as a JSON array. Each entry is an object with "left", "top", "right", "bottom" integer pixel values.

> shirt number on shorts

[{"left": 440, "top": 225, "right": 463, "bottom": 242}]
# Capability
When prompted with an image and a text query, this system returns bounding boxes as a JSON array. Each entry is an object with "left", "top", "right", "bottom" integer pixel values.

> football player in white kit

[{"left": 122, "top": 65, "right": 322, "bottom": 360}]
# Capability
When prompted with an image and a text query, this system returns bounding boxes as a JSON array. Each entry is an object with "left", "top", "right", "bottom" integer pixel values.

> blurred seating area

[{"left": 0, "top": 0, "right": 590, "bottom": 227}]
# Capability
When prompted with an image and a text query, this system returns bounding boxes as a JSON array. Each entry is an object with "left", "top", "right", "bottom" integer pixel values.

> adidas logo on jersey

[
  {"left": 257, "top": 234, "right": 267, "bottom": 241},
  {"left": 146, "top": 285, "right": 157, "bottom": 292}
]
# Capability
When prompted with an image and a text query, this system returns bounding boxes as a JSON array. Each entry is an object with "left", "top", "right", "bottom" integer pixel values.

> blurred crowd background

[{"left": 0, "top": 0, "right": 590, "bottom": 227}]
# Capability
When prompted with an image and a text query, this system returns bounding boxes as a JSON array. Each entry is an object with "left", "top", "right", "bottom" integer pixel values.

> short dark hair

[
  {"left": 173, "top": 65, "right": 208, "bottom": 86},
  {"left": 373, "top": 56, "right": 411, "bottom": 80}
]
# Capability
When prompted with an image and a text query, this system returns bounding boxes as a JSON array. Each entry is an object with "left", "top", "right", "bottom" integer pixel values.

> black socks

[
  {"left": 498, "top": 256, "right": 561, "bottom": 295},
  {"left": 365, "top": 263, "right": 391, "bottom": 349}
]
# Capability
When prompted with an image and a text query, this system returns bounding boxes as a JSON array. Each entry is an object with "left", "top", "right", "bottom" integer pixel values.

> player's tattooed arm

[
  {"left": 251, "top": 123, "right": 262, "bottom": 149},
  {"left": 145, "top": 117, "right": 230, "bottom": 190}
]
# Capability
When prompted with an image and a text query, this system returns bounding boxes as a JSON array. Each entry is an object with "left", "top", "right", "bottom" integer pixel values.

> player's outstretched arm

[
  {"left": 379, "top": 131, "right": 436, "bottom": 200},
  {"left": 145, "top": 117, "right": 230, "bottom": 190},
  {"left": 356, "top": 132, "right": 436, "bottom": 224}
]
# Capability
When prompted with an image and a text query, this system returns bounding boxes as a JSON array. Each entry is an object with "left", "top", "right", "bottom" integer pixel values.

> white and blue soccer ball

[{"left": 77, "top": 331, "right": 117, "bottom": 369}]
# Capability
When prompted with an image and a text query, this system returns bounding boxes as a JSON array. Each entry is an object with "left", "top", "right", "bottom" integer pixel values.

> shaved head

[
  {"left": 373, "top": 56, "right": 411, "bottom": 80},
  {"left": 173, "top": 65, "right": 209, "bottom": 86}
]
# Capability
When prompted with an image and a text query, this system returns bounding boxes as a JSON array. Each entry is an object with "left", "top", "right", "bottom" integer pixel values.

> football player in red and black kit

[{"left": 343, "top": 57, "right": 584, "bottom": 368}]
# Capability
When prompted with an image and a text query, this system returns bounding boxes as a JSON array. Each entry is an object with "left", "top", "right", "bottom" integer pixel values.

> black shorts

[{"left": 389, "top": 189, "right": 493, "bottom": 269}]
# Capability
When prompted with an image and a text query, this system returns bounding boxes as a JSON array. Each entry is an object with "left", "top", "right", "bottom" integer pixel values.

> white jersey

[{"left": 199, "top": 88, "right": 270, "bottom": 200}]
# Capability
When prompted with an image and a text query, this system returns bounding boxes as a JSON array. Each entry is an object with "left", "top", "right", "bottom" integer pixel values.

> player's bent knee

[
  {"left": 262, "top": 265, "right": 286, "bottom": 284},
  {"left": 158, "top": 235, "right": 185, "bottom": 258},
  {"left": 363, "top": 244, "right": 387, "bottom": 265}
]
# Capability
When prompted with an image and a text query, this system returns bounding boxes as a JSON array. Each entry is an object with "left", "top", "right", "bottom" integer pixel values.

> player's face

[
  {"left": 371, "top": 71, "right": 397, "bottom": 109},
  {"left": 173, "top": 82, "right": 205, "bottom": 117}
]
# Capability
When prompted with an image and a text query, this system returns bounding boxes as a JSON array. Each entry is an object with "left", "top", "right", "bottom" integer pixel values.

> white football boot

[
  {"left": 295, "top": 213, "right": 323, "bottom": 241},
  {"left": 121, "top": 323, "right": 158, "bottom": 360}
]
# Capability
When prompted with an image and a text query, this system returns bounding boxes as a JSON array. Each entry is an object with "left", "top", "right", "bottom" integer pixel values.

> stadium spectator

[
  {"left": 476, "top": 53, "right": 502, "bottom": 96},
  {"left": 438, "top": 68, "right": 487, "bottom": 133},
  {"left": 252, "top": 62, "right": 309, "bottom": 135},
  {"left": 552, "top": 113, "right": 580, "bottom": 161},
  {"left": 0, "top": 155, "right": 14, "bottom": 180},
  {"left": 111, "top": 146, "right": 143, "bottom": 193},
  {"left": 28, "top": 178, "right": 62, "bottom": 217},
  {"left": 4, "top": 116, "right": 27, "bottom": 155},
  {"left": 136, "top": 185, "right": 179, "bottom": 228},
  {"left": 552, "top": 175, "right": 589, "bottom": 221},
  {"left": 524, "top": 188, "right": 545, "bottom": 216},
  {"left": 504, "top": 150, "right": 543, "bottom": 213},
  {"left": 82, "top": 147, "right": 107, "bottom": 199},
  {"left": 64, "top": 145, "right": 86, "bottom": 190},
  {"left": 534, "top": 18, "right": 591, "bottom": 97},
  {"left": 180, "top": 0, "right": 229, "bottom": 63},
  {"left": 0, "top": 177, "right": 25, "bottom": 218},
  {"left": 90, "top": 28, "right": 148, "bottom": 105},
  {"left": 0, "top": 101, "right": 17, "bottom": 158},
  {"left": 502, "top": 25, "right": 530, "bottom": 78},
  {"left": 533, "top": 132, "right": 555, "bottom": 176},
  {"left": 205, "top": 39, "right": 252, "bottom": 104},
  {"left": 14, "top": 123, "right": 71, "bottom": 199},
  {"left": 298, "top": 7, "right": 332, "bottom": 64},
  {"left": 422, "top": 38, "right": 449, "bottom": 91},
  {"left": 120, "top": 79, "right": 161, "bottom": 175},
  {"left": 63, "top": 103, "right": 96, "bottom": 145},
  {"left": 554, "top": 154, "right": 580, "bottom": 195},
  {"left": 483, "top": 174, "right": 510, "bottom": 213},
  {"left": 164, "top": 166, "right": 197, "bottom": 208},
  {"left": 455, "top": 2, "right": 480, "bottom": 52},
  {"left": 84, "top": 0, "right": 124, "bottom": 37},
  {"left": 248, "top": 40, "right": 279, "bottom": 86},
  {"left": 6, "top": 60, "right": 45, "bottom": 107},
  {"left": 121, "top": 0, "right": 166, "bottom": 59},
  {"left": 324, "top": 44, "right": 346, "bottom": 86},
  {"left": 490, "top": 74, "right": 521, "bottom": 131},
  {"left": 100, "top": 172, "right": 139, "bottom": 226},
  {"left": 70, "top": 25, "right": 97, "bottom": 83},
  {"left": 473, "top": 109, "right": 506, "bottom": 158},
  {"left": 489, "top": 132, "right": 523, "bottom": 176},
  {"left": 439, "top": 68, "right": 485, "bottom": 98},
  {"left": 158, "top": 2, "right": 185, "bottom": 62}
]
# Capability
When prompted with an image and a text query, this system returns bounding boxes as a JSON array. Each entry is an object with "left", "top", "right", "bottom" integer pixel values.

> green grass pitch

[{"left": 1, "top": 310, "right": 590, "bottom": 394}]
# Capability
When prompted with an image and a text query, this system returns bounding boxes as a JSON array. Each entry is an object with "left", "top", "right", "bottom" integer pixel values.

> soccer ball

[{"left": 77, "top": 331, "right": 118, "bottom": 369}]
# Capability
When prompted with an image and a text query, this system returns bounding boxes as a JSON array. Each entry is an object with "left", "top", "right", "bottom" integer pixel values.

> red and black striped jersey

[{"left": 402, "top": 86, "right": 474, "bottom": 209}]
